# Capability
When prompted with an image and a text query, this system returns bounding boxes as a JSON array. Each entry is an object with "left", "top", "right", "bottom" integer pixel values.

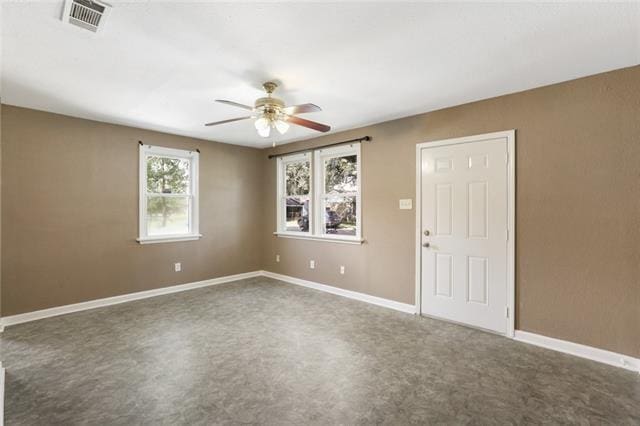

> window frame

[
  {"left": 137, "top": 144, "right": 201, "bottom": 244},
  {"left": 277, "top": 152, "right": 313, "bottom": 237},
  {"left": 314, "top": 144, "right": 362, "bottom": 241},
  {"left": 275, "top": 143, "right": 362, "bottom": 244}
]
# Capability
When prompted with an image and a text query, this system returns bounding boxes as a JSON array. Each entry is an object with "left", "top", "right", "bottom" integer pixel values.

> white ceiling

[{"left": 2, "top": 2, "right": 639, "bottom": 148}]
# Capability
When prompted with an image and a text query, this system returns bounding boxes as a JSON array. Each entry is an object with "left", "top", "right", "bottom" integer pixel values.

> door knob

[
  {"left": 423, "top": 230, "right": 430, "bottom": 236},
  {"left": 422, "top": 242, "right": 430, "bottom": 248}
]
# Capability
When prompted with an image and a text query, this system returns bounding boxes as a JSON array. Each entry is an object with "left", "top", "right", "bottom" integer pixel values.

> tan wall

[
  {"left": 1, "top": 105, "right": 264, "bottom": 315},
  {"left": 262, "top": 66, "right": 640, "bottom": 358}
]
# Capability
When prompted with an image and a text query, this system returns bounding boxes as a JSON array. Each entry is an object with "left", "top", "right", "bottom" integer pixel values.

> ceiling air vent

[{"left": 62, "top": 0, "right": 111, "bottom": 33}]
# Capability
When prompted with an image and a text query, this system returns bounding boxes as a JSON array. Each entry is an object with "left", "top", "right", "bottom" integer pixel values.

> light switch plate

[{"left": 399, "top": 199, "right": 413, "bottom": 210}]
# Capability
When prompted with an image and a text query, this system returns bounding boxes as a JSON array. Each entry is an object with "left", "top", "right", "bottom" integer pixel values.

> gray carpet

[{"left": 2, "top": 277, "right": 638, "bottom": 424}]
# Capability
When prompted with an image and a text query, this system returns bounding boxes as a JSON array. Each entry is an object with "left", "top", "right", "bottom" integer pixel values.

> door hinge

[
  {"left": 505, "top": 229, "right": 509, "bottom": 241},
  {"left": 505, "top": 307, "right": 510, "bottom": 318},
  {"left": 505, "top": 153, "right": 509, "bottom": 164}
]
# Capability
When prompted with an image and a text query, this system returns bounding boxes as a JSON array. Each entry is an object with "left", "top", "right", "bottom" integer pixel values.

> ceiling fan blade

[
  {"left": 286, "top": 115, "right": 331, "bottom": 133},
  {"left": 204, "top": 116, "right": 252, "bottom": 126},
  {"left": 282, "top": 103, "right": 322, "bottom": 115},
  {"left": 215, "top": 99, "right": 254, "bottom": 111}
]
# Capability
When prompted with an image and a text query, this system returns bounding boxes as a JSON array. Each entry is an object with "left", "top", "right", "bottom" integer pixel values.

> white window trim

[
  {"left": 315, "top": 144, "right": 362, "bottom": 240},
  {"left": 137, "top": 144, "right": 201, "bottom": 244},
  {"left": 277, "top": 152, "right": 313, "bottom": 237},
  {"left": 275, "top": 143, "right": 363, "bottom": 244},
  {"left": 272, "top": 232, "right": 364, "bottom": 245}
]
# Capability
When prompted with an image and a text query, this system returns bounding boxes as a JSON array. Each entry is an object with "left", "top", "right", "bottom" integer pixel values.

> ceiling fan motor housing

[
  {"left": 255, "top": 81, "right": 285, "bottom": 119},
  {"left": 255, "top": 96, "right": 285, "bottom": 121}
]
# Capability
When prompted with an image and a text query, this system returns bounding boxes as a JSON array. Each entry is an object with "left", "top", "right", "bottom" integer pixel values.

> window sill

[
  {"left": 137, "top": 234, "right": 203, "bottom": 245},
  {"left": 273, "top": 232, "right": 364, "bottom": 245}
]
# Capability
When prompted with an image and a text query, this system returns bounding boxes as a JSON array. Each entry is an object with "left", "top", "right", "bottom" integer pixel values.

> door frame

[{"left": 414, "top": 130, "right": 516, "bottom": 337}]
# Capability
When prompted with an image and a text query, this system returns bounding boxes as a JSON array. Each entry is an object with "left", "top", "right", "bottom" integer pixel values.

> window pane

[
  {"left": 147, "top": 156, "right": 190, "bottom": 194},
  {"left": 147, "top": 196, "right": 189, "bottom": 236},
  {"left": 285, "top": 161, "right": 310, "bottom": 196},
  {"left": 323, "top": 196, "right": 356, "bottom": 236},
  {"left": 324, "top": 155, "right": 357, "bottom": 194},
  {"left": 285, "top": 198, "right": 309, "bottom": 232}
]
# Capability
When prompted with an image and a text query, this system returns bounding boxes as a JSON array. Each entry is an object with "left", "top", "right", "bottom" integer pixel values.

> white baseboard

[
  {"left": 0, "top": 362, "right": 4, "bottom": 426},
  {"left": 2, "top": 270, "right": 636, "bottom": 375},
  {"left": 0, "top": 271, "right": 262, "bottom": 328},
  {"left": 263, "top": 271, "right": 639, "bottom": 373},
  {"left": 262, "top": 270, "right": 417, "bottom": 314},
  {"left": 514, "top": 330, "right": 639, "bottom": 373}
]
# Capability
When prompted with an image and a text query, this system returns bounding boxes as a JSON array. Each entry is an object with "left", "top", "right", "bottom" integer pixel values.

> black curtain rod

[
  {"left": 139, "top": 140, "right": 200, "bottom": 153},
  {"left": 267, "top": 136, "right": 371, "bottom": 159}
]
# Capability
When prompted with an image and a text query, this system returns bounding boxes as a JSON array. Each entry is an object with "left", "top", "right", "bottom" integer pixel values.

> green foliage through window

[
  {"left": 285, "top": 161, "right": 310, "bottom": 196},
  {"left": 325, "top": 155, "right": 357, "bottom": 193},
  {"left": 146, "top": 156, "right": 191, "bottom": 233},
  {"left": 146, "top": 156, "right": 190, "bottom": 194}
]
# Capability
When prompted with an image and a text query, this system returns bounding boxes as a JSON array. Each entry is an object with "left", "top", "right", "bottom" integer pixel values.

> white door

[{"left": 419, "top": 133, "right": 513, "bottom": 334}]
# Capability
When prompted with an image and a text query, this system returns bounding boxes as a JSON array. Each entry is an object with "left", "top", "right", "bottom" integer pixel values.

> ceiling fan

[{"left": 205, "top": 81, "right": 331, "bottom": 140}]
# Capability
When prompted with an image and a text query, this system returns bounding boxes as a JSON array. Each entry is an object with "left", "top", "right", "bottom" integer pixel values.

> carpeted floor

[{"left": 2, "top": 277, "right": 638, "bottom": 424}]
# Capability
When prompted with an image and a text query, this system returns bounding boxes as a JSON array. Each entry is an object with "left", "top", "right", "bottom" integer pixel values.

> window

[
  {"left": 276, "top": 144, "right": 361, "bottom": 243},
  {"left": 280, "top": 153, "right": 312, "bottom": 234},
  {"left": 138, "top": 145, "right": 200, "bottom": 244}
]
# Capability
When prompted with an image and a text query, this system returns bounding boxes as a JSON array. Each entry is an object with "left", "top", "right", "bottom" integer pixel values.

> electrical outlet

[
  {"left": 174, "top": 262, "right": 181, "bottom": 272},
  {"left": 276, "top": 254, "right": 280, "bottom": 263},
  {"left": 309, "top": 260, "right": 315, "bottom": 269},
  {"left": 340, "top": 265, "right": 345, "bottom": 275}
]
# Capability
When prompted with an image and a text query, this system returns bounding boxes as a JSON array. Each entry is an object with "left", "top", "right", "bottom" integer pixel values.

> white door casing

[{"left": 415, "top": 131, "right": 515, "bottom": 336}]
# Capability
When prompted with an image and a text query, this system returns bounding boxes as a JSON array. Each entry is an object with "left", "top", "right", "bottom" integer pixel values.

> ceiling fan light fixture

[
  {"left": 254, "top": 116, "right": 270, "bottom": 131},
  {"left": 257, "top": 124, "right": 271, "bottom": 138},
  {"left": 275, "top": 119, "right": 290, "bottom": 135}
]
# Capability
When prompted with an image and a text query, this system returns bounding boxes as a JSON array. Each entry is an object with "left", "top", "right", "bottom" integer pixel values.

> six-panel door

[{"left": 420, "top": 137, "right": 508, "bottom": 334}]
